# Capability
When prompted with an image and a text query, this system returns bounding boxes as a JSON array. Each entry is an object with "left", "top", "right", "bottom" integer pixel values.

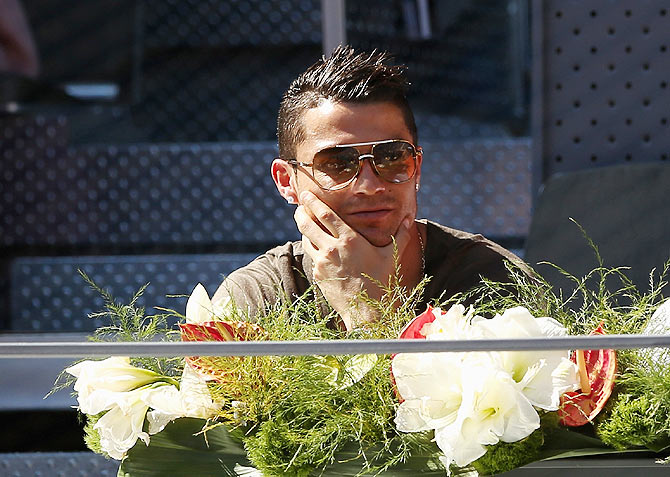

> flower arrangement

[
  {"left": 392, "top": 304, "right": 582, "bottom": 471},
  {"left": 56, "top": 254, "right": 670, "bottom": 476}
]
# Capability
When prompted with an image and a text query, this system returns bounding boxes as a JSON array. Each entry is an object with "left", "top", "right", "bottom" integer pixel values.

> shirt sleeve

[{"left": 211, "top": 242, "right": 311, "bottom": 321}]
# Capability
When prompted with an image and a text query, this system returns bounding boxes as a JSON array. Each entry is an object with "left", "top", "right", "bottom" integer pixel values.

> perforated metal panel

[
  {"left": 0, "top": 452, "right": 117, "bottom": 476},
  {"left": 135, "top": 45, "right": 321, "bottom": 142},
  {"left": 348, "top": 0, "right": 526, "bottom": 122},
  {"left": 0, "top": 142, "right": 297, "bottom": 249},
  {"left": 413, "top": 112, "right": 511, "bottom": 141},
  {"left": 9, "top": 254, "right": 258, "bottom": 332},
  {"left": 532, "top": 1, "right": 670, "bottom": 186},
  {"left": 0, "top": 115, "right": 69, "bottom": 159},
  {"left": 23, "top": 0, "right": 134, "bottom": 84},
  {"left": 143, "top": 0, "right": 322, "bottom": 48},
  {"left": 418, "top": 139, "right": 531, "bottom": 239},
  {"left": 1, "top": 139, "right": 529, "bottom": 250},
  {"left": 1, "top": 138, "right": 530, "bottom": 331}
]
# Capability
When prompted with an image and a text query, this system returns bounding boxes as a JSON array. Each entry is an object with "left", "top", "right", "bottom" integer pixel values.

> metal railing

[{"left": 2, "top": 335, "right": 670, "bottom": 358}]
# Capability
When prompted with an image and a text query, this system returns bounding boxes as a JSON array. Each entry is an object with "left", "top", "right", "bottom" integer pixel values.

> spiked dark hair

[{"left": 277, "top": 45, "right": 417, "bottom": 159}]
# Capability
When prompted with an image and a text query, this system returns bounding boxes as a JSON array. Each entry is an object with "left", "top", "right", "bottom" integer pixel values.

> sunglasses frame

[{"left": 284, "top": 139, "right": 421, "bottom": 191}]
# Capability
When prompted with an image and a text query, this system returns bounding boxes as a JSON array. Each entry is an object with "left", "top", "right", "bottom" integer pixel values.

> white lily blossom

[
  {"left": 69, "top": 356, "right": 221, "bottom": 459},
  {"left": 642, "top": 299, "right": 670, "bottom": 366},
  {"left": 95, "top": 366, "right": 221, "bottom": 460},
  {"left": 66, "top": 356, "right": 167, "bottom": 414},
  {"left": 435, "top": 358, "right": 540, "bottom": 468},
  {"left": 68, "top": 284, "right": 233, "bottom": 460},
  {"left": 474, "top": 307, "right": 579, "bottom": 410},
  {"left": 93, "top": 383, "right": 172, "bottom": 459},
  {"left": 95, "top": 396, "right": 149, "bottom": 460},
  {"left": 146, "top": 363, "right": 222, "bottom": 434},
  {"left": 393, "top": 352, "right": 464, "bottom": 432},
  {"left": 393, "top": 304, "right": 578, "bottom": 472},
  {"left": 419, "top": 304, "right": 482, "bottom": 340}
]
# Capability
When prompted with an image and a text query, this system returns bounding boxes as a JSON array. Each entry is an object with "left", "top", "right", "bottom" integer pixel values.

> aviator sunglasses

[{"left": 285, "top": 139, "right": 421, "bottom": 191}]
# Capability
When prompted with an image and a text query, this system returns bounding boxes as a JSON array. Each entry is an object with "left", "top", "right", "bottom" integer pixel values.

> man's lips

[{"left": 347, "top": 208, "right": 394, "bottom": 220}]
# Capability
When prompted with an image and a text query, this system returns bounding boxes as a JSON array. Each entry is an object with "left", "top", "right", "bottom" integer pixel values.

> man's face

[{"left": 292, "top": 100, "right": 422, "bottom": 247}]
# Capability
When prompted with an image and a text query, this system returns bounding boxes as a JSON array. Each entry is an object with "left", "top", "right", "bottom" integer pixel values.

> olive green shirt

[{"left": 212, "top": 219, "right": 528, "bottom": 320}]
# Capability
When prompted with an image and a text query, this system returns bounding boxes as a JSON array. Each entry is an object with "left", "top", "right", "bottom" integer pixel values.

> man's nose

[{"left": 351, "top": 156, "right": 385, "bottom": 194}]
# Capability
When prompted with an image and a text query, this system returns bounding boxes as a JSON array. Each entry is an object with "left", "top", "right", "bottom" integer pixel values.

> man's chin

[
  {"left": 345, "top": 215, "right": 402, "bottom": 247},
  {"left": 357, "top": 228, "right": 396, "bottom": 247}
]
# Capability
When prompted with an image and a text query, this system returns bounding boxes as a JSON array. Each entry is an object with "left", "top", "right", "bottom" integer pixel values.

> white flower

[
  {"left": 66, "top": 357, "right": 166, "bottom": 414},
  {"left": 394, "top": 352, "right": 540, "bottom": 470},
  {"left": 435, "top": 359, "right": 539, "bottom": 469},
  {"left": 186, "top": 283, "right": 232, "bottom": 324},
  {"left": 645, "top": 299, "right": 670, "bottom": 334},
  {"left": 642, "top": 299, "right": 670, "bottom": 366},
  {"left": 393, "top": 352, "right": 464, "bottom": 432},
  {"left": 145, "top": 363, "right": 221, "bottom": 434},
  {"left": 186, "top": 283, "right": 215, "bottom": 324},
  {"left": 393, "top": 305, "right": 579, "bottom": 472},
  {"left": 93, "top": 382, "right": 175, "bottom": 459},
  {"left": 92, "top": 366, "right": 220, "bottom": 460},
  {"left": 69, "top": 355, "right": 221, "bottom": 459},
  {"left": 420, "top": 304, "right": 481, "bottom": 340},
  {"left": 177, "top": 362, "right": 222, "bottom": 417},
  {"left": 474, "top": 307, "right": 579, "bottom": 410}
]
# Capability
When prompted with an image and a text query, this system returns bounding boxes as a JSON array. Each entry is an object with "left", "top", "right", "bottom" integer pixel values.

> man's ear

[
  {"left": 271, "top": 159, "right": 299, "bottom": 204},
  {"left": 414, "top": 147, "right": 423, "bottom": 191}
]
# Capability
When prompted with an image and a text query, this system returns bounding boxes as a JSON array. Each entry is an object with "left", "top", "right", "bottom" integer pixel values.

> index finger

[{"left": 299, "top": 191, "right": 350, "bottom": 238}]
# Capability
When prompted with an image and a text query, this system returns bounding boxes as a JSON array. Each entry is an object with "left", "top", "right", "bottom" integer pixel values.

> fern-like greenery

[{"left": 58, "top": 228, "right": 670, "bottom": 475}]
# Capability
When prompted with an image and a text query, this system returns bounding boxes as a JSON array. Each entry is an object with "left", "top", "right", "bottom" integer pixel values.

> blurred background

[{"left": 1, "top": 0, "right": 668, "bottom": 471}]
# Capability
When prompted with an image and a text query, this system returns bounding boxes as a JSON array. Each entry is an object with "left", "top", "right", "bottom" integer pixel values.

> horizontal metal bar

[{"left": 1, "top": 335, "right": 670, "bottom": 358}]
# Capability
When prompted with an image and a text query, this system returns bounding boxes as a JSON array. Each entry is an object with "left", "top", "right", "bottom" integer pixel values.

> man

[
  {"left": 213, "top": 46, "right": 526, "bottom": 330},
  {"left": 0, "top": 0, "right": 39, "bottom": 78}
]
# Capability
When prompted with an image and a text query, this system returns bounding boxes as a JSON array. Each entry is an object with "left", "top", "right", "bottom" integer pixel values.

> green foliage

[
  {"left": 597, "top": 343, "right": 670, "bottom": 453},
  {"left": 472, "top": 427, "right": 545, "bottom": 476},
  {"left": 471, "top": 413, "right": 558, "bottom": 476},
  {"left": 202, "top": 278, "right": 430, "bottom": 476},
  {"left": 64, "top": 225, "right": 670, "bottom": 475},
  {"left": 82, "top": 412, "right": 106, "bottom": 457},
  {"left": 460, "top": 222, "right": 670, "bottom": 469},
  {"left": 597, "top": 394, "right": 669, "bottom": 450},
  {"left": 467, "top": 225, "right": 669, "bottom": 381},
  {"left": 79, "top": 269, "right": 181, "bottom": 376},
  {"left": 467, "top": 221, "right": 669, "bottom": 343}
]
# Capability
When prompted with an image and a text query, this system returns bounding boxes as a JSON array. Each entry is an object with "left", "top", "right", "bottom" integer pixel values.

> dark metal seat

[{"left": 524, "top": 163, "right": 670, "bottom": 295}]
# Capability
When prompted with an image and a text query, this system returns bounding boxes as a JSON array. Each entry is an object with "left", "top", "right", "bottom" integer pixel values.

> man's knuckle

[{"left": 319, "top": 210, "right": 336, "bottom": 222}]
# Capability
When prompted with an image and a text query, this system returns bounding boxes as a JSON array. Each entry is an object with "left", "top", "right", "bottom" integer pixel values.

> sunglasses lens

[
  {"left": 312, "top": 147, "right": 360, "bottom": 188},
  {"left": 372, "top": 141, "right": 416, "bottom": 183},
  {"left": 307, "top": 141, "right": 417, "bottom": 190}
]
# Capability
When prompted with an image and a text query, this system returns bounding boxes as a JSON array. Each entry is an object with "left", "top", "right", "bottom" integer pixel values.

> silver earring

[
  {"left": 286, "top": 197, "right": 297, "bottom": 204},
  {"left": 415, "top": 183, "right": 420, "bottom": 192}
]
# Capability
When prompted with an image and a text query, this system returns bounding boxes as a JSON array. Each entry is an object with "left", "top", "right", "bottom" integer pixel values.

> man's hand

[{"left": 294, "top": 191, "right": 413, "bottom": 330}]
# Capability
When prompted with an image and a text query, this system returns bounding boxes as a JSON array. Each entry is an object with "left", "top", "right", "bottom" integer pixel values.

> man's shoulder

[
  {"left": 227, "top": 239, "right": 307, "bottom": 283},
  {"left": 421, "top": 219, "right": 527, "bottom": 273},
  {"left": 419, "top": 219, "right": 532, "bottom": 304},
  {"left": 211, "top": 240, "right": 307, "bottom": 306},
  {"left": 422, "top": 219, "right": 506, "bottom": 251},
  {"left": 259, "top": 240, "right": 305, "bottom": 261}
]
